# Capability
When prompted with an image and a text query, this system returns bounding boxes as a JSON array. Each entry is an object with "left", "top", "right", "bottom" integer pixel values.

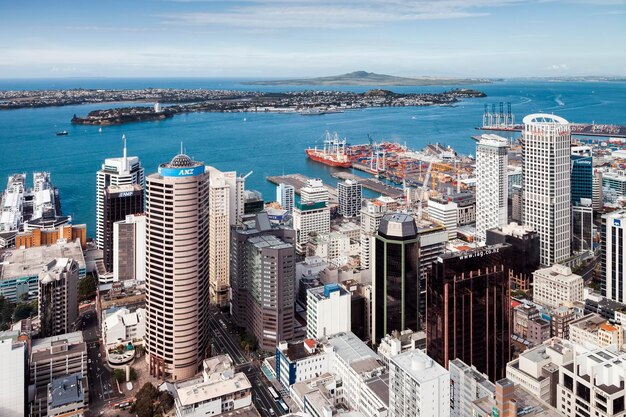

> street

[{"left": 208, "top": 311, "right": 286, "bottom": 417}]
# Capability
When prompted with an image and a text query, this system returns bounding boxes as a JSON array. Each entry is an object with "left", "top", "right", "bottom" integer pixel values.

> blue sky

[{"left": 1, "top": 0, "right": 625, "bottom": 78}]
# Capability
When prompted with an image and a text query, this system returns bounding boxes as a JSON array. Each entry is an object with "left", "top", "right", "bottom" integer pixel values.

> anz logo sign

[
  {"left": 179, "top": 169, "right": 195, "bottom": 176},
  {"left": 158, "top": 165, "right": 204, "bottom": 178}
]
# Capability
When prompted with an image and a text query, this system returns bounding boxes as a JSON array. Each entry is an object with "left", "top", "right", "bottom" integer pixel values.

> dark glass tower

[
  {"left": 426, "top": 244, "right": 512, "bottom": 383},
  {"left": 571, "top": 155, "right": 593, "bottom": 206},
  {"left": 103, "top": 184, "right": 143, "bottom": 272}
]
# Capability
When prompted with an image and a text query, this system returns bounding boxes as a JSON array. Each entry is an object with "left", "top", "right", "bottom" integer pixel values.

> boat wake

[{"left": 555, "top": 95, "right": 565, "bottom": 106}]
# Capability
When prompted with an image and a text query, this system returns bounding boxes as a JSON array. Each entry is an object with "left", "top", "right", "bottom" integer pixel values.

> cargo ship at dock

[{"left": 305, "top": 131, "right": 352, "bottom": 168}]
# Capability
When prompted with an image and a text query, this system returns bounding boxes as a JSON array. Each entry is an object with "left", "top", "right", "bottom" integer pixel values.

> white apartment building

[
  {"left": 172, "top": 355, "right": 252, "bottom": 417},
  {"left": 557, "top": 346, "right": 626, "bottom": 417},
  {"left": 276, "top": 340, "right": 333, "bottom": 387},
  {"left": 569, "top": 314, "right": 624, "bottom": 350},
  {"left": 306, "top": 284, "right": 351, "bottom": 339},
  {"left": 101, "top": 307, "right": 146, "bottom": 348},
  {"left": 276, "top": 183, "right": 295, "bottom": 214},
  {"left": 533, "top": 264, "right": 583, "bottom": 309},
  {"left": 338, "top": 179, "right": 362, "bottom": 218},
  {"left": 522, "top": 114, "right": 571, "bottom": 266},
  {"left": 389, "top": 350, "right": 450, "bottom": 417},
  {"left": 307, "top": 232, "right": 355, "bottom": 266},
  {"left": 427, "top": 198, "right": 458, "bottom": 239},
  {"left": 360, "top": 199, "right": 388, "bottom": 270},
  {"left": 377, "top": 330, "right": 425, "bottom": 365},
  {"left": 602, "top": 210, "right": 626, "bottom": 303},
  {"left": 475, "top": 134, "right": 509, "bottom": 242},
  {"left": 293, "top": 201, "right": 331, "bottom": 254},
  {"left": 0, "top": 331, "right": 27, "bottom": 417},
  {"left": 301, "top": 179, "right": 330, "bottom": 204},
  {"left": 449, "top": 359, "right": 494, "bottom": 417},
  {"left": 113, "top": 213, "right": 146, "bottom": 282},
  {"left": 95, "top": 138, "right": 144, "bottom": 249},
  {"left": 506, "top": 337, "right": 575, "bottom": 407}
]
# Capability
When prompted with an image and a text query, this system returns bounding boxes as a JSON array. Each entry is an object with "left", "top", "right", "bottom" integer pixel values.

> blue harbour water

[{"left": 1, "top": 78, "right": 626, "bottom": 237}]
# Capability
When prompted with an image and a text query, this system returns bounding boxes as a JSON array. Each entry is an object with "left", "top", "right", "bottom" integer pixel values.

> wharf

[
  {"left": 267, "top": 174, "right": 338, "bottom": 203},
  {"left": 332, "top": 172, "right": 404, "bottom": 199},
  {"left": 478, "top": 124, "right": 626, "bottom": 138}
]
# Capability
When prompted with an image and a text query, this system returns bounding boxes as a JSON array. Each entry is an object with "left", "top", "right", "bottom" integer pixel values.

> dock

[
  {"left": 332, "top": 172, "right": 405, "bottom": 199},
  {"left": 267, "top": 174, "right": 338, "bottom": 203}
]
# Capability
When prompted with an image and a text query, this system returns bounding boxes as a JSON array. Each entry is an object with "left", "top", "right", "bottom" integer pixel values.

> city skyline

[{"left": 1, "top": 0, "right": 625, "bottom": 78}]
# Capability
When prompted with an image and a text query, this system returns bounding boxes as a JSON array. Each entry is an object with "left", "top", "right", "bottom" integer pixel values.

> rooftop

[
  {"left": 175, "top": 372, "right": 251, "bottom": 407},
  {"left": 570, "top": 313, "right": 610, "bottom": 334},
  {"left": 327, "top": 332, "right": 379, "bottom": 366},
  {"left": 48, "top": 374, "right": 84, "bottom": 408},
  {"left": 390, "top": 350, "right": 449, "bottom": 383},
  {"left": 0, "top": 240, "right": 85, "bottom": 281}
]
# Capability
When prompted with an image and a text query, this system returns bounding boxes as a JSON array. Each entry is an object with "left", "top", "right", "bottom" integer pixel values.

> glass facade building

[{"left": 571, "top": 155, "right": 593, "bottom": 206}]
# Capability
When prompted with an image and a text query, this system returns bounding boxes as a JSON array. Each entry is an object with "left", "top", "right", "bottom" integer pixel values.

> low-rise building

[
  {"left": 306, "top": 284, "right": 351, "bottom": 339},
  {"left": 569, "top": 313, "right": 624, "bottom": 349},
  {"left": 471, "top": 379, "right": 562, "bottom": 417},
  {"left": 276, "top": 339, "right": 332, "bottom": 387},
  {"left": 172, "top": 355, "right": 252, "bottom": 417},
  {"left": 550, "top": 306, "right": 576, "bottom": 340},
  {"left": 0, "top": 330, "right": 27, "bottom": 417},
  {"left": 101, "top": 307, "right": 146, "bottom": 348},
  {"left": 47, "top": 374, "right": 85, "bottom": 417},
  {"left": 533, "top": 264, "right": 583, "bottom": 309}
]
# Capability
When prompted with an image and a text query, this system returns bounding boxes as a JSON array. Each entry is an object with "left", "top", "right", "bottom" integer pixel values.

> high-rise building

[
  {"left": 144, "top": 152, "right": 210, "bottom": 381},
  {"left": 389, "top": 350, "right": 450, "bottom": 417},
  {"left": 38, "top": 258, "right": 79, "bottom": 338},
  {"left": 102, "top": 184, "right": 143, "bottom": 272},
  {"left": 231, "top": 212, "right": 296, "bottom": 351},
  {"left": 475, "top": 135, "right": 509, "bottom": 242},
  {"left": 371, "top": 214, "right": 447, "bottom": 344},
  {"left": 593, "top": 170, "right": 603, "bottom": 211},
  {"left": 0, "top": 330, "right": 27, "bottom": 417},
  {"left": 602, "top": 210, "right": 626, "bottom": 303},
  {"left": 486, "top": 223, "right": 540, "bottom": 292},
  {"left": 572, "top": 201, "right": 593, "bottom": 254},
  {"left": 276, "top": 183, "right": 295, "bottom": 214},
  {"left": 522, "top": 114, "right": 571, "bottom": 266},
  {"left": 337, "top": 179, "right": 362, "bottom": 218},
  {"left": 571, "top": 155, "right": 593, "bottom": 206},
  {"left": 426, "top": 244, "right": 512, "bottom": 382},
  {"left": 533, "top": 264, "right": 583, "bottom": 309},
  {"left": 293, "top": 201, "right": 330, "bottom": 254},
  {"left": 113, "top": 214, "right": 146, "bottom": 282},
  {"left": 306, "top": 283, "right": 351, "bottom": 339},
  {"left": 449, "top": 359, "right": 495, "bottom": 417},
  {"left": 300, "top": 178, "right": 329, "bottom": 204},
  {"left": 95, "top": 137, "right": 144, "bottom": 249},
  {"left": 427, "top": 197, "right": 458, "bottom": 239},
  {"left": 207, "top": 167, "right": 238, "bottom": 307},
  {"left": 360, "top": 199, "right": 388, "bottom": 270}
]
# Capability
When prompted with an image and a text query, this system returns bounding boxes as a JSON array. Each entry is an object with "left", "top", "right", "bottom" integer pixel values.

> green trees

[
  {"left": 130, "top": 383, "right": 174, "bottom": 417},
  {"left": 78, "top": 274, "right": 97, "bottom": 301}
]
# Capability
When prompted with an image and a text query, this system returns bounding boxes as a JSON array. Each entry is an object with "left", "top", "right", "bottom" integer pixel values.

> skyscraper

[
  {"left": 602, "top": 210, "right": 626, "bottom": 303},
  {"left": 293, "top": 180, "right": 330, "bottom": 254},
  {"left": 360, "top": 199, "right": 388, "bottom": 270},
  {"left": 276, "top": 183, "right": 295, "bottom": 214},
  {"left": 144, "top": 152, "right": 210, "bottom": 381},
  {"left": 102, "top": 184, "right": 143, "bottom": 272},
  {"left": 96, "top": 137, "right": 144, "bottom": 249},
  {"left": 231, "top": 212, "right": 295, "bottom": 351},
  {"left": 337, "top": 179, "right": 362, "bottom": 218},
  {"left": 571, "top": 155, "right": 593, "bottom": 206},
  {"left": 113, "top": 214, "right": 146, "bottom": 282},
  {"left": 522, "top": 114, "right": 571, "bottom": 266},
  {"left": 475, "top": 135, "right": 509, "bottom": 242},
  {"left": 38, "top": 258, "right": 79, "bottom": 337},
  {"left": 426, "top": 244, "right": 512, "bottom": 382}
]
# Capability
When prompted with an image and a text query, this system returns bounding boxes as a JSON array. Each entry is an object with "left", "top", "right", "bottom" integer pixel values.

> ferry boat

[
  {"left": 56, "top": 131, "right": 68, "bottom": 136},
  {"left": 305, "top": 131, "right": 352, "bottom": 168}
]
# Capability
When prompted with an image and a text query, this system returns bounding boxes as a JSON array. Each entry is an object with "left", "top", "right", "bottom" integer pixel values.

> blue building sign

[{"left": 158, "top": 165, "right": 205, "bottom": 178}]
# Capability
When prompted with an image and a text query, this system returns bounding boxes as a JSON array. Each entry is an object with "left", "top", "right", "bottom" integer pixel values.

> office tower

[
  {"left": 426, "top": 244, "right": 512, "bottom": 382},
  {"left": 449, "top": 359, "right": 495, "bottom": 417},
  {"left": 389, "top": 350, "right": 450, "bottom": 417},
  {"left": 486, "top": 223, "right": 540, "bottom": 292},
  {"left": 601, "top": 210, "right": 626, "bottom": 303},
  {"left": 242, "top": 190, "right": 263, "bottom": 215},
  {"left": 276, "top": 183, "right": 295, "bottom": 214},
  {"left": 572, "top": 202, "right": 593, "bottom": 254},
  {"left": 102, "top": 184, "right": 143, "bottom": 272},
  {"left": 475, "top": 135, "right": 508, "bottom": 241},
  {"left": 293, "top": 198, "right": 330, "bottom": 254},
  {"left": 96, "top": 137, "right": 144, "bottom": 249},
  {"left": 510, "top": 185, "right": 523, "bottom": 223},
  {"left": 144, "top": 152, "right": 210, "bottom": 381},
  {"left": 571, "top": 155, "right": 593, "bottom": 206},
  {"left": 533, "top": 264, "right": 583, "bottom": 309},
  {"left": 0, "top": 331, "right": 27, "bottom": 417},
  {"left": 306, "top": 283, "right": 351, "bottom": 339},
  {"left": 113, "top": 214, "right": 146, "bottom": 282},
  {"left": 522, "top": 114, "right": 571, "bottom": 266},
  {"left": 38, "top": 258, "right": 79, "bottom": 338},
  {"left": 337, "top": 179, "right": 362, "bottom": 218},
  {"left": 371, "top": 214, "right": 446, "bottom": 345},
  {"left": 207, "top": 167, "right": 238, "bottom": 308},
  {"left": 427, "top": 197, "right": 458, "bottom": 239},
  {"left": 360, "top": 199, "right": 388, "bottom": 270},
  {"left": 230, "top": 212, "right": 295, "bottom": 351},
  {"left": 300, "top": 178, "right": 329, "bottom": 204},
  {"left": 593, "top": 170, "right": 603, "bottom": 211}
]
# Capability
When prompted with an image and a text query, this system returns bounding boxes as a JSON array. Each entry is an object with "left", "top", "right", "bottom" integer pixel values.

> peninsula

[
  {"left": 244, "top": 71, "right": 492, "bottom": 86},
  {"left": 69, "top": 88, "right": 486, "bottom": 126}
]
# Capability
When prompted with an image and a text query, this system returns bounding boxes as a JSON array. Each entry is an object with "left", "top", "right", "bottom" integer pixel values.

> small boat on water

[
  {"left": 98, "top": 127, "right": 102, "bottom": 133},
  {"left": 56, "top": 131, "right": 68, "bottom": 136}
]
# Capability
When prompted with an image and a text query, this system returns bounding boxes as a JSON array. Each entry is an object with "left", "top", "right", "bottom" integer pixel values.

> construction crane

[{"left": 417, "top": 161, "right": 433, "bottom": 221}]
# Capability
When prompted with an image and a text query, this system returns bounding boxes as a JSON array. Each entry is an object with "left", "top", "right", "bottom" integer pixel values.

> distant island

[{"left": 244, "top": 71, "right": 492, "bottom": 86}]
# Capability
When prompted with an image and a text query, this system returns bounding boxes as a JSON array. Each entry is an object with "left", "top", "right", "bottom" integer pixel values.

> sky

[{"left": 0, "top": 0, "right": 625, "bottom": 78}]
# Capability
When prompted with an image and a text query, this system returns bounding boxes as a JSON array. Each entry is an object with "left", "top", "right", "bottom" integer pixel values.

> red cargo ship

[{"left": 306, "top": 131, "right": 352, "bottom": 168}]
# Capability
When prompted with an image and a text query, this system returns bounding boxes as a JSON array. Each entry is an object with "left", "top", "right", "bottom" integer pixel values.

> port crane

[{"left": 416, "top": 161, "right": 433, "bottom": 221}]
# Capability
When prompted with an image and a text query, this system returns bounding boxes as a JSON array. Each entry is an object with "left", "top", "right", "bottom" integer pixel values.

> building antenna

[
  {"left": 122, "top": 134, "right": 128, "bottom": 171},
  {"left": 180, "top": 141, "right": 184, "bottom": 155}
]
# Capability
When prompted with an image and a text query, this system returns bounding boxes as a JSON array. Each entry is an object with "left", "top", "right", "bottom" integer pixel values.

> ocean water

[{"left": 1, "top": 79, "right": 625, "bottom": 237}]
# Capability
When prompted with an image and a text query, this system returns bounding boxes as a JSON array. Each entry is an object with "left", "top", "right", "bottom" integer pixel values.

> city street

[{"left": 208, "top": 312, "right": 286, "bottom": 417}]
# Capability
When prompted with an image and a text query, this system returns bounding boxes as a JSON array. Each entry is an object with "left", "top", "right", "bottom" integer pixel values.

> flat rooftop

[
  {"left": 391, "top": 350, "right": 448, "bottom": 383},
  {"left": 327, "top": 332, "right": 378, "bottom": 366},
  {"left": 48, "top": 374, "right": 84, "bottom": 408},
  {"left": 0, "top": 240, "right": 85, "bottom": 280},
  {"left": 175, "top": 372, "right": 251, "bottom": 406}
]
